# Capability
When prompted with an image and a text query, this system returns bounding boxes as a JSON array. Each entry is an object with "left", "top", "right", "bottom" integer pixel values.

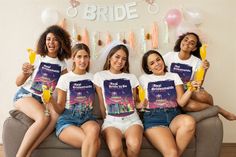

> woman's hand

[
  {"left": 22, "top": 62, "right": 34, "bottom": 76},
  {"left": 190, "top": 80, "right": 201, "bottom": 91},
  {"left": 202, "top": 60, "right": 210, "bottom": 70},
  {"left": 136, "top": 99, "right": 148, "bottom": 110}
]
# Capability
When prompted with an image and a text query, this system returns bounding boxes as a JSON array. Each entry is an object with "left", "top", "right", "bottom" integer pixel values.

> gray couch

[{"left": 2, "top": 105, "right": 223, "bottom": 157}]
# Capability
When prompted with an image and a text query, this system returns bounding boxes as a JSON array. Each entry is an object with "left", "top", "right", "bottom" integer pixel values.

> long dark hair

[
  {"left": 103, "top": 44, "right": 130, "bottom": 73},
  {"left": 142, "top": 50, "right": 167, "bottom": 74},
  {"left": 36, "top": 25, "right": 71, "bottom": 61},
  {"left": 71, "top": 43, "right": 90, "bottom": 72},
  {"left": 174, "top": 32, "right": 202, "bottom": 59}
]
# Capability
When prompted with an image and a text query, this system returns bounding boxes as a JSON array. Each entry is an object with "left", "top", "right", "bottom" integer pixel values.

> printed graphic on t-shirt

[
  {"left": 147, "top": 80, "right": 178, "bottom": 109},
  {"left": 104, "top": 79, "right": 134, "bottom": 116},
  {"left": 69, "top": 80, "right": 95, "bottom": 112},
  {"left": 31, "top": 62, "right": 61, "bottom": 94},
  {"left": 170, "top": 63, "right": 192, "bottom": 84}
]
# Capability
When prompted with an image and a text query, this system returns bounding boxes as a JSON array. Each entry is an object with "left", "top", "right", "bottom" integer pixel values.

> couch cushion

[{"left": 9, "top": 109, "right": 34, "bottom": 127}]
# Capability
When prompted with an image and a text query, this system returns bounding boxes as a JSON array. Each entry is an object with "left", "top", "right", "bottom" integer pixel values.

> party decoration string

[
  {"left": 105, "top": 32, "right": 112, "bottom": 45},
  {"left": 140, "top": 28, "right": 147, "bottom": 53},
  {"left": 128, "top": 32, "right": 135, "bottom": 50},
  {"left": 92, "top": 31, "right": 98, "bottom": 59},
  {"left": 81, "top": 28, "right": 89, "bottom": 46},
  {"left": 151, "top": 22, "right": 158, "bottom": 49},
  {"left": 58, "top": 18, "right": 66, "bottom": 29},
  {"left": 163, "top": 20, "right": 169, "bottom": 44}
]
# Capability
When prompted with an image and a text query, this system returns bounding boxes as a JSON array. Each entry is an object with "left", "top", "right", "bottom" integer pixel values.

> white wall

[{"left": 0, "top": 0, "right": 236, "bottom": 143}]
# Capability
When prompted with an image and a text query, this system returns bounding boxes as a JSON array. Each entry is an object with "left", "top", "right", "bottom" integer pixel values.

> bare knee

[
  {"left": 192, "top": 90, "right": 214, "bottom": 105},
  {"left": 86, "top": 124, "right": 100, "bottom": 145},
  {"left": 109, "top": 144, "right": 124, "bottom": 157},
  {"left": 35, "top": 113, "right": 50, "bottom": 127},
  {"left": 162, "top": 148, "right": 178, "bottom": 157},
  {"left": 87, "top": 123, "right": 100, "bottom": 138},
  {"left": 126, "top": 138, "right": 142, "bottom": 153},
  {"left": 182, "top": 116, "right": 196, "bottom": 131}
]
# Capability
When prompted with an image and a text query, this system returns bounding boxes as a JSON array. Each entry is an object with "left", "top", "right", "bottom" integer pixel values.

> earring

[
  {"left": 44, "top": 45, "right": 47, "bottom": 52},
  {"left": 60, "top": 48, "right": 63, "bottom": 55}
]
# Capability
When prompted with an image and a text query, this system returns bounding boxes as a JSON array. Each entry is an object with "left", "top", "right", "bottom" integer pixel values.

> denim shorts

[
  {"left": 56, "top": 109, "right": 97, "bottom": 137},
  {"left": 143, "top": 107, "right": 181, "bottom": 131},
  {"left": 13, "top": 87, "right": 43, "bottom": 104},
  {"left": 102, "top": 111, "right": 143, "bottom": 134}
]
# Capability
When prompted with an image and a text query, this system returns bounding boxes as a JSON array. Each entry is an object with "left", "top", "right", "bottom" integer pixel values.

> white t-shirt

[
  {"left": 163, "top": 52, "right": 201, "bottom": 84},
  {"left": 56, "top": 71, "right": 95, "bottom": 111},
  {"left": 139, "top": 72, "right": 183, "bottom": 109},
  {"left": 22, "top": 55, "right": 67, "bottom": 96},
  {"left": 93, "top": 70, "right": 139, "bottom": 117}
]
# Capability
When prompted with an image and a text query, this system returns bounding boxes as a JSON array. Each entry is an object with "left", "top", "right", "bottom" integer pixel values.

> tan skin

[
  {"left": 95, "top": 49, "right": 143, "bottom": 157},
  {"left": 49, "top": 50, "right": 100, "bottom": 157},
  {"left": 143, "top": 53, "right": 198, "bottom": 157},
  {"left": 179, "top": 34, "right": 236, "bottom": 121},
  {"left": 15, "top": 33, "right": 67, "bottom": 157}
]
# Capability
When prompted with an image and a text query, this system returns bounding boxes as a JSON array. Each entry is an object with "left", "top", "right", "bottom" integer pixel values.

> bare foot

[{"left": 218, "top": 106, "right": 236, "bottom": 121}]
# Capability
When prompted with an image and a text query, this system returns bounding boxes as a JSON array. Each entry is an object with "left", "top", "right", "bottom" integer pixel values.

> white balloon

[
  {"left": 41, "top": 8, "right": 59, "bottom": 25},
  {"left": 184, "top": 8, "right": 204, "bottom": 25},
  {"left": 176, "top": 21, "right": 208, "bottom": 43},
  {"left": 176, "top": 21, "right": 199, "bottom": 37}
]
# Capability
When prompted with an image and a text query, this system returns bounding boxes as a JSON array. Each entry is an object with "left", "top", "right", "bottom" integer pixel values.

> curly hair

[
  {"left": 174, "top": 32, "right": 202, "bottom": 59},
  {"left": 142, "top": 50, "right": 167, "bottom": 74},
  {"left": 71, "top": 43, "right": 90, "bottom": 72},
  {"left": 36, "top": 25, "right": 71, "bottom": 61},
  {"left": 103, "top": 44, "right": 130, "bottom": 73}
]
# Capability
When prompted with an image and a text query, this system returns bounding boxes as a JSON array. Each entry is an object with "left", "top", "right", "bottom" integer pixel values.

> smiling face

[
  {"left": 180, "top": 34, "right": 198, "bottom": 53},
  {"left": 73, "top": 49, "right": 90, "bottom": 72},
  {"left": 147, "top": 53, "right": 165, "bottom": 75},
  {"left": 109, "top": 49, "right": 127, "bottom": 74},
  {"left": 46, "top": 33, "right": 60, "bottom": 57}
]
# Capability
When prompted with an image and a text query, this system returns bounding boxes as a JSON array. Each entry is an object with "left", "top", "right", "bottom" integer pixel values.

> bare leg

[
  {"left": 183, "top": 99, "right": 211, "bottom": 112},
  {"left": 103, "top": 127, "right": 126, "bottom": 157},
  {"left": 125, "top": 125, "right": 143, "bottom": 157},
  {"left": 183, "top": 89, "right": 214, "bottom": 112},
  {"left": 59, "top": 126, "right": 85, "bottom": 148},
  {"left": 184, "top": 90, "right": 236, "bottom": 121},
  {"left": 169, "top": 114, "right": 196, "bottom": 156},
  {"left": 191, "top": 89, "right": 214, "bottom": 105},
  {"left": 145, "top": 127, "right": 178, "bottom": 157},
  {"left": 15, "top": 97, "right": 50, "bottom": 157},
  {"left": 81, "top": 121, "right": 100, "bottom": 157},
  {"left": 59, "top": 121, "right": 100, "bottom": 157},
  {"left": 26, "top": 104, "right": 59, "bottom": 157},
  {"left": 217, "top": 106, "right": 236, "bottom": 121}
]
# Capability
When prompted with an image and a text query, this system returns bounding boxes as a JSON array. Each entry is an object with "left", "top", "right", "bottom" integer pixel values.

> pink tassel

[
  {"left": 128, "top": 32, "right": 135, "bottom": 49},
  {"left": 58, "top": 18, "right": 66, "bottom": 29},
  {"left": 106, "top": 32, "right": 112, "bottom": 45},
  {"left": 151, "top": 22, "right": 158, "bottom": 49},
  {"left": 82, "top": 28, "right": 89, "bottom": 46}
]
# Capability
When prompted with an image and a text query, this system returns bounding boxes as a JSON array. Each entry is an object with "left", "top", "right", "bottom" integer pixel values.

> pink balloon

[{"left": 165, "top": 9, "right": 182, "bottom": 27}]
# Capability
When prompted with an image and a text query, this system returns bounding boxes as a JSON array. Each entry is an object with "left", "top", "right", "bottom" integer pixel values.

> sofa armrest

[
  {"left": 3, "top": 117, "right": 30, "bottom": 157},
  {"left": 187, "top": 106, "right": 219, "bottom": 122},
  {"left": 9, "top": 109, "right": 34, "bottom": 127},
  {"left": 195, "top": 116, "right": 223, "bottom": 157}
]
